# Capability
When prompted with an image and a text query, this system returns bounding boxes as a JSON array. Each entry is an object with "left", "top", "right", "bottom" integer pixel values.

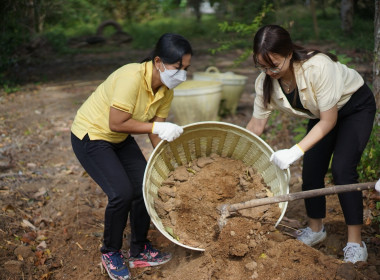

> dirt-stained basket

[{"left": 143, "top": 121, "right": 290, "bottom": 251}]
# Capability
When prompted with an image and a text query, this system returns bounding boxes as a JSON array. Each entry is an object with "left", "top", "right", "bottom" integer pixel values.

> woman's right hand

[{"left": 152, "top": 122, "right": 183, "bottom": 142}]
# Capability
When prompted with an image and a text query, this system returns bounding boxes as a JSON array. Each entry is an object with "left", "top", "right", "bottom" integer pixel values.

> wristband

[
  {"left": 296, "top": 143, "right": 304, "bottom": 154},
  {"left": 151, "top": 122, "right": 155, "bottom": 133}
]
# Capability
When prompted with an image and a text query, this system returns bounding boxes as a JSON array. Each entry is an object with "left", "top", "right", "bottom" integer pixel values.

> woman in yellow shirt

[
  {"left": 71, "top": 33, "right": 193, "bottom": 280},
  {"left": 246, "top": 25, "right": 376, "bottom": 264}
]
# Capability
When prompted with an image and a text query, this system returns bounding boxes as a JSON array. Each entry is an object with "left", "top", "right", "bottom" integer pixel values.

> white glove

[
  {"left": 152, "top": 122, "right": 183, "bottom": 142},
  {"left": 270, "top": 144, "right": 304, "bottom": 170},
  {"left": 375, "top": 179, "right": 380, "bottom": 193}
]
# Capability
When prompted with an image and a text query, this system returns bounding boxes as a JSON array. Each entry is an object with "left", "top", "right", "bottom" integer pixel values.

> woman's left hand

[{"left": 270, "top": 144, "right": 304, "bottom": 170}]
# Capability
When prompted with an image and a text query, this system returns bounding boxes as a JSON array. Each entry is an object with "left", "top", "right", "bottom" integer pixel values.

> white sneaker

[
  {"left": 295, "top": 226, "right": 327, "bottom": 246},
  {"left": 343, "top": 242, "right": 368, "bottom": 263}
]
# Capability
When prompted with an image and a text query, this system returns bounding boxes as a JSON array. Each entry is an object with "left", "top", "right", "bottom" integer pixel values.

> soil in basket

[
  {"left": 154, "top": 154, "right": 282, "bottom": 250},
  {"left": 153, "top": 155, "right": 344, "bottom": 280}
]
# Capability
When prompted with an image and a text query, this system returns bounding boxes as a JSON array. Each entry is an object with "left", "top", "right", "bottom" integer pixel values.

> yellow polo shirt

[
  {"left": 71, "top": 61, "right": 173, "bottom": 143},
  {"left": 253, "top": 53, "right": 364, "bottom": 120}
]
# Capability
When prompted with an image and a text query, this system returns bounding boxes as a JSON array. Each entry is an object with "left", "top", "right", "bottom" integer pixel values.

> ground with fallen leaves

[{"left": 0, "top": 42, "right": 379, "bottom": 280}]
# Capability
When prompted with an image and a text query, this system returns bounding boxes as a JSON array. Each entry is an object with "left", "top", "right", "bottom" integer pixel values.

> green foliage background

[
  {"left": 1, "top": 0, "right": 375, "bottom": 69},
  {"left": 0, "top": 0, "right": 378, "bottom": 183}
]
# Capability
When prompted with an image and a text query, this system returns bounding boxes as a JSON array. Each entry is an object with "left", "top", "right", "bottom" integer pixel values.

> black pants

[
  {"left": 302, "top": 84, "right": 376, "bottom": 225},
  {"left": 71, "top": 133, "right": 151, "bottom": 255}
]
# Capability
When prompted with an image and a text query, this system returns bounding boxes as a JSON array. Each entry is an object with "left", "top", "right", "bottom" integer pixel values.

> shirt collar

[
  {"left": 143, "top": 61, "right": 168, "bottom": 100},
  {"left": 293, "top": 62, "right": 307, "bottom": 91},
  {"left": 143, "top": 61, "right": 153, "bottom": 94}
]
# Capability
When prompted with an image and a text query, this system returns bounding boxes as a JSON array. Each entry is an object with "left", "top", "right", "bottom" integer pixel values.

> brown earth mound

[
  {"left": 154, "top": 155, "right": 281, "bottom": 250},
  {"left": 151, "top": 156, "right": 344, "bottom": 280}
]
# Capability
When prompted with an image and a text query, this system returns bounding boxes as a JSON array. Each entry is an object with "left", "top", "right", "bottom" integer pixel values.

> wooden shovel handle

[{"left": 228, "top": 182, "right": 376, "bottom": 213}]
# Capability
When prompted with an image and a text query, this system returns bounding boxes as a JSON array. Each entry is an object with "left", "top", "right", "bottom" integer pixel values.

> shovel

[{"left": 217, "top": 182, "right": 376, "bottom": 230}]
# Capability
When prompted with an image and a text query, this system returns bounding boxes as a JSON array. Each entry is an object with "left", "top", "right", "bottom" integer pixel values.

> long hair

[
  {"left": 253, "top": 25, "right": 337, "bottom": 108},
  {"left": 141, "top": 33, "right": 193, "bottom": 69}
]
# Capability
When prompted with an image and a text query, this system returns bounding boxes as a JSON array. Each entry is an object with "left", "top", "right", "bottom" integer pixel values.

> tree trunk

[
  {"left": 341, "top": 0, "right": 354, "bottom": 34},
  {"left": 188, "top": 0, "right": 202, "bottom": 22},
  {"left": 321, "top": 0, "right": 327, "bottom": 18},
  {"left": 27, "top": 0, "right": 45, "bottom": 34},
  {"left": 215, "top": 0, "right": 228, "bottom": 19},
  {"left": 374, "top": 0, "right": 380, "bottom": 108},
  {"left": 310, "top": 0, "right": 319, "bottom": 39}
]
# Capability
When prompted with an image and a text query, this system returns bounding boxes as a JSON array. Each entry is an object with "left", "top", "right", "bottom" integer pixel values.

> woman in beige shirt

[{"left": 247, "top": 25, "right": 376, "bottom": 264}]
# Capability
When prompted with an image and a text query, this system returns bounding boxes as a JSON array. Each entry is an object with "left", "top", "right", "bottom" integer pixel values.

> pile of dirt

[
  {"left": 154, "top": 155, "right": 281, "bottom": 249},
  {"left": 149, "top": 156, "right": 348, "bottom": 280},
  {"left": 160, "top": 224, "right": 343, "bottom": 280}
]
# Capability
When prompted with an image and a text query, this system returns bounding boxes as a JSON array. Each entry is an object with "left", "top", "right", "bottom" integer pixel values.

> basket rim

[
  {"left": 193, "top": 71, "right": 248, "bottom": 80},
  {"left": 146, "top": 121, "right": 290, "bottom": 188},
  {"left": 142, "top": 121, "right": 290, "bottom": 251}
]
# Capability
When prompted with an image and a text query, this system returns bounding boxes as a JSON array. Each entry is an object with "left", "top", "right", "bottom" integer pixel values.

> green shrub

[
  {"left": 44, "top": 29, "right": 69, "bottom": 53},
  {"left": 210, "top": 3, "right": 272, "bottom": 66},
  {"left": 375, "top": 202, "right": 380, "bottom": 233},
  {"left": 329, "top": 49, "right": 354, "bottom": 67},
  {"left": 291, "top": 119, "right": 308, "bottom": 144},
  {"left": 1, "top": 83, "right": 21, "bottom": 94},
  {"left": 357, "top": 113, "right": 380, "bottom": 182},
  {"left": 126, "top": 15, "right": 222, "bottom": 49},
  {"left": 282, "top": 5, "right": 374, "bottom": 51}
]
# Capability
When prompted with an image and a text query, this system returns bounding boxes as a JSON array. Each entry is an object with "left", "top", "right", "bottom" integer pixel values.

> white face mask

[{"left": 158, "top": 62, "right": 187, "bottom": 89}]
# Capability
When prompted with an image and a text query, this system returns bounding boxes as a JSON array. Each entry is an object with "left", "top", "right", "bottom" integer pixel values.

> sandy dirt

[
  {"left": 155, "top": 156, "right": 281, "bottom": 250},
  {"left": 0, "top": 42, "right": 379, "bottom": 280}
]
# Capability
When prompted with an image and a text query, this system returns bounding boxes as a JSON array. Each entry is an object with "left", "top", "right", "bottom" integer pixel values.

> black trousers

[
  {"left": 302, "top": 84, "right": 376, "bottom": 225},
  {"left": 71, "top": 133, "right": 151, "bottom": 255}
]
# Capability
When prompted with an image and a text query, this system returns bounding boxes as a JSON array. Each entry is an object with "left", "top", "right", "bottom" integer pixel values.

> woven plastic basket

[
  {"left": 193, "top": 66, "right": 248, "bottom": 115},
  {"left": 172, "top": 80, "right": 222, "bottom": 125},
  {"left": 143, "top": 121, "right": 290, "bottom": 251}
]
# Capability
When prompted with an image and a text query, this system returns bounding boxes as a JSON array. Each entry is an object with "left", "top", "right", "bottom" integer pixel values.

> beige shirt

[
  {"left": 253, "top": 53, "right": 364, "bottom": 120},
  {"left": 71, "top": 61, "right": 173, "bottom": 143}
]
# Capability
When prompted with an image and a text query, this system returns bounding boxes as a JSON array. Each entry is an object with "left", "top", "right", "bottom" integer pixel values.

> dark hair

[
  {"left": 141, "top": 33, "right": 193, "bottom": 69},
  {"left": 253, "top": 25, "right": 337, "bottom": 107}
]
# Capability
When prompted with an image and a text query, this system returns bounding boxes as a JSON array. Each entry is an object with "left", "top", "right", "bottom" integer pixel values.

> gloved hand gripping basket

[{"left": 143, "top": 121, "right": 290, "bottom": 251}]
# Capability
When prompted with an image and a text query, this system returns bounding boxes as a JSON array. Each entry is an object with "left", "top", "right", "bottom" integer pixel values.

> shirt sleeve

[
  {"left": 252, "top": 74, "right": 272, "bottom": 119},
  {"left": 309, "top": 56, "right": 343, "bottom": 112},
  {"left": 110, "top": 72, "right": 141, "bottom": 113}
]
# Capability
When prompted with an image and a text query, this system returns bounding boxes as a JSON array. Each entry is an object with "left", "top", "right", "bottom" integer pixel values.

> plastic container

[
  {"left": 171, "top": 80, "right": 222, "bottom": 125},
  {"left": 193, "top": 66, "right": 248, "bottom": 115},
  {"left": 143, "top": 121, "right": 290, "bottom": 251}
]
